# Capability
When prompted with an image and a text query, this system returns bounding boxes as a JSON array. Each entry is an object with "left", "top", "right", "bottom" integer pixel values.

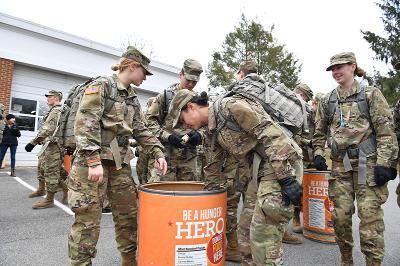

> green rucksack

[
  {"left": 54, "top": 76, "right": 123, "bottom": 152},
  {"left": 214, "top": 73, "right": 309, "bottom": 137}
]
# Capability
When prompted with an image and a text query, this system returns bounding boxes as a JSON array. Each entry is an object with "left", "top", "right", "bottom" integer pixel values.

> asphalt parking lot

[{"left": 0, "top": 167, "right": 399, "bottom": 266}]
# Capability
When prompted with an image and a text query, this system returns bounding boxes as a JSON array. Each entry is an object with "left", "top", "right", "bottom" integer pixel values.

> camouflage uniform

[
  {"left": 135, "top": 104, "right": 153, "bottom": 184},
  {"left": 68, "top": 48, "right": 164, "bottom": 265},
  {"left": 314, "top": 59, "right": 398, "bottom": 264},
  {"left": 30, "top": 103, "right": 67, "bottom": 194},
  {"left": 170, "top": 89, "right": 302, "bottom": 265},
  {"left": 146, "top": 59, "right": 202, "bottom": 182}
]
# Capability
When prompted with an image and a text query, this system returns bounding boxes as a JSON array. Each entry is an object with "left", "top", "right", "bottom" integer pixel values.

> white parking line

[{"left": 8, "top": 172, "right": 74, "bottom": 216}]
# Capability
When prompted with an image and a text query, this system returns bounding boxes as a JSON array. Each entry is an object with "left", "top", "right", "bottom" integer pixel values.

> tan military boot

[
  {"left": 121, "top": 252, "right": 136, "bottom": 266},
  {"left": 340, "top": 248, "right": 353, "bottom": 266},
  {"left": 282, "top": 230, "right": 302, "bottom": 244},
  {"left": 225, "top": 231, "right": 241, "bottom": 262},
  {"left": 366, "top": 258, "right": 381, "bottom": 266},
  {"left": 28, "top": 180, "right": 46, "bottom": 198},
  {"left": 32, "top": 191, "right": 55, "bottom": 209},
  {"left": 292, "top": 210, "right": 303, "bottom": 233},
  {"left": 10, "top": 169, "right": 16, "bottom": 177},
  {"left": 60, "top": 182, "right": 68, "bottom": 205}
]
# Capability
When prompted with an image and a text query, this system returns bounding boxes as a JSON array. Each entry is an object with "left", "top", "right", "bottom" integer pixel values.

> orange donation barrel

[
  {"left": 138, "top": 182, "right": 227, "bottom": 266},
  {"left": 63, "top": 154, "right": 72, "bottom": 174},
  {"left": 302, "top": 170, "right": 336, "bottom": 244}
]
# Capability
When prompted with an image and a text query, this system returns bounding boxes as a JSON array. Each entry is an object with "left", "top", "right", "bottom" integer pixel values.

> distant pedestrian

[{"left": 0, "top": 114, "right": 21, "bottom": 176}]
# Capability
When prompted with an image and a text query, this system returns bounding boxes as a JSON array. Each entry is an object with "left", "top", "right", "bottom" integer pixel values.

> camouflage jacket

[
  {"left": 293, "top": 107, "right": 315, "bottom": 162},
  {"left": 205, "top": 95, "right": 302, "bottom": 181},
  {"left": 313, "top": 80, "right": 398, "bottom": 167},
  {"left": 146, "top": 83, "right": 192, "bottom": 142},
  {"left": 74, "top": 74, "right": 164, "bottom": 167},
  {"left": 31, "top": 104, "right": 62, "bottom": 145},
  {"left": 393, "top": 100, "right": 400, "bottom": 159}
]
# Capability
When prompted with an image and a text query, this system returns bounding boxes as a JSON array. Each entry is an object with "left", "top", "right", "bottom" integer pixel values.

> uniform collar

[
  {"left": 113, "top": 74, "right": 135, "bottom": 97},
  {"left": 337, "top": 79, "right": 360, "bottom": 99}
]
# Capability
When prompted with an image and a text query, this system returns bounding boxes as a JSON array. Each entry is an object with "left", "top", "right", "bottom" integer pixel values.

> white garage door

[{"left": 6, "top": 64, "right": 157, "bottom": 167}]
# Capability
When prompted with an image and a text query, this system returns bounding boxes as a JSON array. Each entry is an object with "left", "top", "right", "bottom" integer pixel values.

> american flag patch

[{"left": 84, "top": 86, "right": 99, "bottom": 95}]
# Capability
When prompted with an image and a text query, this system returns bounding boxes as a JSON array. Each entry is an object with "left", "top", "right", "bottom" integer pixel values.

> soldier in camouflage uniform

[
  {"left": 313, "top": 52, "right": 398, "bottom": 266},
  {"left": 280, "top": 83, "right": 316, "bottom": 241},
  {"left": 67, "top": 46, "right": 167, "bottom": 266},
  {"left": 135, "top": 97, "right": 155, "bottom": 184},
  {"left": 392, "top": 61, "right": 400, "bottom": 208},
  {"left": 170, "top": 88, "right": 302, "bottom": 266},
  {"left": 25, "top": 90, "right": 69, "bottom": 209},
  {"left": 146, "top": 59, "right": 203, "bottom": 182}
]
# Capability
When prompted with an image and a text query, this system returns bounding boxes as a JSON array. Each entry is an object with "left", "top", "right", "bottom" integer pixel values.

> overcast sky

[{"left": 0, "top": 0, "right": 392, "bottom": 94}]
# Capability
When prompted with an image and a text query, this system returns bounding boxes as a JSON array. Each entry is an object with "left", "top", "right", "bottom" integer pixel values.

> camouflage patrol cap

[
  {"left": 237, "top": 60, "right": 257, "bottom": 74},
  {"left": 182, "top": 59, "right": 203, "bottom": 82},
  {"left": 45, "top": 90, "right": 63, "bottom": 100},
  {"left": 170, "top": 89, "right": 196, "bottom": 127},
  {"left": 326, "top": 52, "right": 357, "bottom": 71},
  {"left": 394, "top": 62, "right": 400, "bottom": 71},
  {"left": 122, "top": 46, "right": 153, "bottom": 75},
  {"left": 295, "top": 83, "right": 313, "bottom": 101}
]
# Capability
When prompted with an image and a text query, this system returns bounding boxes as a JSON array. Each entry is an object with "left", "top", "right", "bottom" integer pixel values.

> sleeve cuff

[
  {"left": 86, "top": 152, "right": 101, "bottom": 167},
  {"left": 314, "top": 148, "right": 325, "bottom": 158},
  {"left": 153, "top": 150, "right": 165, "bottom": 160}
]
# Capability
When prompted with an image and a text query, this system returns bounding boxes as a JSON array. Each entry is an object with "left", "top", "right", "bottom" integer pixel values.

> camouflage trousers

[
  {"left": 204, "top": 155, "right": 249, "bottom": 234},
  {"left": 136, "top": 148, "right": 150, "bottom": 184},
  {"left": 330, "top": 159, "right": 388, "bottom": 262},
  {"left": 238, "top": 176, "right": 257, "bottom": 265},
  {"left": 37, "top": 143, "right": 68, "bottom": 193},
  {"left": 250, "top": 180, "right": 294, "bottom": 266},
  {"left": 68, "top": 157, "right": 137, "bottom": 265},
  {"left": 148, "top": 146, "right": 198, "bottom": 182}
]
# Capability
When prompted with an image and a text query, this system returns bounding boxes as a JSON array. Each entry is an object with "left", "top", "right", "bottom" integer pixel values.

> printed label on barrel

[{"left": 174, "top": 207, "right": 225, "bottom": 265}]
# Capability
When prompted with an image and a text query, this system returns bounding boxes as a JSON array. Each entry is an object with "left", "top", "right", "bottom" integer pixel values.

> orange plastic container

[
  {"left": 63, "top": 154, "right": 72, "bottom": 174},
  {"left": 302, "top": 170, "right": 336, "bottom": 244},
  {"left": 138, "top": 182, "right": 227, "bottom": 266}
]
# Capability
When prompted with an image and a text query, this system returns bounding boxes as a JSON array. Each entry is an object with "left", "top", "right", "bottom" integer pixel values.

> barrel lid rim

[
  {"left": 303, "top": 169, "right": 331, "bottom": 174},
  {"left": 138, "top": 181, "right": 227, "bottom": 196}
]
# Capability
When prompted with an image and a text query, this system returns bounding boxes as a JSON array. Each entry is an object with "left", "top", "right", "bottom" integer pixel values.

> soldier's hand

[
  {"left": 25, "top": 143, "right": 36, "bottom": 152},
  {"left": 313, "top": 155, "right": 328, "bottom": 171},
  {"left": 374, "top": 166, "right": 396, "bottom": 186},
  {"left": 88, "top": 165, "right": 104, "bottom": 183},
  {"left": 278, "top": 176, "right": 302, "bottom": 206},
  {"left": 168, "top": 134, "right": 186, "bottom": 149},
  {"left": 155, "top": 157, "right": 168, "bottom": 175},
  {"left": 186, "top": 131, "right": 202, "bottom": 146}
]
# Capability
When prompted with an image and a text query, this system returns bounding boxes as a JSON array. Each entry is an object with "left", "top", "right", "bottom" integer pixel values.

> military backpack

[
  {"left": 54, "top": 76, "right": 126, "bottom": 152},
  {"left": 213, "top": 73, "right": 309, "bottom": 137}
]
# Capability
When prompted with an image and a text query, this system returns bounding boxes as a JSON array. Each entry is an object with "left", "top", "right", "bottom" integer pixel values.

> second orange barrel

[
  {"left": 302, "top": 170, "right": 336, "bottom": 244},
  {"left": 138, "top": 182, "right": 227, "bottom": 266}
]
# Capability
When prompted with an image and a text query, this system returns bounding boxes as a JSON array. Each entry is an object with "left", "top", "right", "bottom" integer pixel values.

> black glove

[
  {"left": 314, "top": 155, "right": 328, "bottom": 171},
  {"left": 65, "top": 149, "right": 74, "bottom": 156},
  {"left": 278, "top": 176, "right": 302, "bottom": 206},
  {"left": 374, "top": 166, "right": 396, "bottom": 186},
  {"left": 25, "top": 143, "right": 36, "bottom": 152},
  {"left": 168, "top": 134, "right": 186, "bottom": 149},
  {"left": 187, "top": 131, "right": 202, "bottom": 146}
]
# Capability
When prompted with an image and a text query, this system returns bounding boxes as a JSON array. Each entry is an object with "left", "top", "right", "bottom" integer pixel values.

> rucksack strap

[
  {"left": 327, "top": 83, "right": 376, "bottom": 184},
  {"left": 103, "top": 76, "right": 119, "bottom": 113}
]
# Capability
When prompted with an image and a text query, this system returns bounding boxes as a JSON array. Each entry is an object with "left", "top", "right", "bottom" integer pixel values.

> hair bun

[
  {"left": 355, "top": 67, "right": 365, "bottom": 77},
  {"left": 200, "top": 91, "right": 208, "bottom": 99}
]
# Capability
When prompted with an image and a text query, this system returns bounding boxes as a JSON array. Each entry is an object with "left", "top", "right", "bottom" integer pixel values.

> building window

[{"left": 10, "top": 98, "right": 48, "bottom": 131}]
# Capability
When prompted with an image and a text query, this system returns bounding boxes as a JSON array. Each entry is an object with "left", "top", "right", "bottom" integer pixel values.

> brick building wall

[{"left": 0, "top": 57, "right": 14, "bottom": 114}]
